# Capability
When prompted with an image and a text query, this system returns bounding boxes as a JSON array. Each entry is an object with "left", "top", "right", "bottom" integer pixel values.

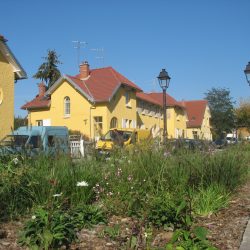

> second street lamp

[
  {"left": 157, "top": 69, "right": 171, "bottom": 145},
  {"left": 244, "top": 62, "right": 250, "bottom": 86}
]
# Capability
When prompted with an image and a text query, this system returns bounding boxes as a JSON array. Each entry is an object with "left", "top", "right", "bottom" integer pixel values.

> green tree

[
  {"left": 14, "top": 116, "right": 28, "bottom": 129},
  {"left": 204, "top": 88, "right": 235, "bottom": 139},
  {"left": 235, "top": 98, "right": 250, "bottom": 130},
  {"left": 33, "top": 50, "right": 61, "bottom": 89}
]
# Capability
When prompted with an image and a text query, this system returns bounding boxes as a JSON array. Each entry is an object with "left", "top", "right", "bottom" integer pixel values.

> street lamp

[
  {"left": 244, "top": 62, "right": 250, "bottom": 86},
  {"left": 157, "top": 69, "right": 171, "bottom": 145}
]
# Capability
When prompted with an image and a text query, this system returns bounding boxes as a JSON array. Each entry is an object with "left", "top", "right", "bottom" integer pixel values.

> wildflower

[
  {"left": 53, "top": 192, "right": 62, "bottom": 197},
  {"left": 31, "top": 215, "right": 36, "bottom": 220},
  {"left": 127, "top": 175, "right": 133, "bottom": 182},
  {"left": 128, "top": 160, "right": 131, "bottom": 164},
  {"left": 144, "top": 232, "right": 148, "bottom": 238},
  {"left": 12, "top": 157, "right": 18, "bottom": 165},
  {"left": 76, "top": 181, "right": 89, "bottom": 187}
]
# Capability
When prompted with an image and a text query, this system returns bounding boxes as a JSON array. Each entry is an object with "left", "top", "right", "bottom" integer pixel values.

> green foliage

[
  {"left": 147, "top": 193, "right": 187, "bottom": 228},
  {"left": 100, "top": 224, "right": 121, "bottom": 240},
  {"left": 14, "top": 116, "right": 28, "bottom": 129},
  {"left": 166, "top": 226, "right": 218, "bottom": 250},
  {"left": 33, "top": 49, "right": 61, "bottom": 88},
  {"left": 235, "top": 98, "right": 250, "bottom": 130},
  {"left": 19, "top": 204, "right": 106, "bottom": 249},
  {"left": 0, "top": 143, "right": 249, "bottom": 248},
  {"left": 193, "top": 185, "right": 229, "bottom": 216},
  {"left": 204, "top": 87, "right": 235, "bottom": 138}
]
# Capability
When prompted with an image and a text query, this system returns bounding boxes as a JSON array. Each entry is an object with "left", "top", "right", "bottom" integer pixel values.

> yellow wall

[
  {"left": 186, "top": 105, "right": 212, "bottom": 140},
  {"left": 136, "top": 102, "right": 187, "bottom": 139},
  {"left": 0, "top": 51, "right": 15, "bottom": 140},
  {"left": 28, "top": 80, "right": 138, "bottom": 140}
]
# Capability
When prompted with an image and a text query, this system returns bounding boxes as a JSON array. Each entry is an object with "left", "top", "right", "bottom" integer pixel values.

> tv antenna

[
  {"left": 91, "top": 48, "right": 104, "bottom": 67},
  {"left": 72, "top": 41, "right": 88, "bottom": 67}
]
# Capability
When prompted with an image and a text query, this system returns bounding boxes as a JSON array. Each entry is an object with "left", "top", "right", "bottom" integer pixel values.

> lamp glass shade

[{"left": 157, "top": 69, "right": 171, "bottom": 89}]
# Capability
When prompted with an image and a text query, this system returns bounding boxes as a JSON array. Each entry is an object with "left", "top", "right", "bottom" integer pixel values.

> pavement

[{"left": 240, "top": 219, "right": 250, "bottom": 250}]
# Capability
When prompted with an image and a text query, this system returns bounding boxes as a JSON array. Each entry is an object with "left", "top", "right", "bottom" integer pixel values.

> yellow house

[
  {"left": 22, "top": 62, "right": 141, "bottom": 140},
  {"left": 22, "top": 61, "right": 212, "bottom": 141},
  {"left": 0, "top": 35, "right": 27, "bottom": 140},
  {"left": 184, "top": 100, "right": 212, "bottom": 140},
  {"left": 136, "top": 92, "right": 188, "bottom": 139}
]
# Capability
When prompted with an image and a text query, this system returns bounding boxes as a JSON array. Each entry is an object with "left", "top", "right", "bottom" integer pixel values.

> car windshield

[
  {"left": 102, "top": 130, "right": 132, "bottom": 142},
  {"left": 0, "top": 135, "right": 29, "bottom": 147}
]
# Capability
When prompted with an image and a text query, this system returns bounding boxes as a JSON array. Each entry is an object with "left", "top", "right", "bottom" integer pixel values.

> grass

[{"left": 0, "top": 141, "right": 250, "bottom": 248}]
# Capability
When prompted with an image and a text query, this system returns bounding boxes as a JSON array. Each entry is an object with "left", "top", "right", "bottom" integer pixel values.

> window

[
  {"left": 36, "top": 120, "right": 43, "bottom": 126},
  {"left": 192, "top": 131, "right": 198, "bottom": 140},
  {"left": 110, "top": 117, "right": 118, "bottom": 128},
  {"left": 64, "top": 96, "right": 70, "bottom": 117},
  {"left": 125, "top": 92, "right": 131, "bottom": 106},
  {"left": 29, "top": 136, "right": 42, "bottom": 148},
  {"left": 94, "top": 116, "right": 103, "bottom": 136}
]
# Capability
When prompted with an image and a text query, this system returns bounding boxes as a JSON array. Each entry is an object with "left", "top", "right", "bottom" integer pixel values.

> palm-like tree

[{"left": 33, "top": 50, "right": 61, "bottom": 89}]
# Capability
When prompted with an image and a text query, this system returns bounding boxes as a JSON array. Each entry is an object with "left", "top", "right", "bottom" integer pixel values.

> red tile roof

[
  {"left": 21, "top": 95, "right": 50, "bottom": 110},
  {"left": 136, "top": 92, "right": 162, "bottom": 106},
  {"left": 22, "top": 66, "right": 142, "bottom": 109},
  {"left": 73, "top": 67, "right": 142, "bottom": 102},
  {"left": 147, "top": 92, "right": 184, "bottom": 108},
  {"left": 183, "top": 100, "right": 208, "bottom": 128}
]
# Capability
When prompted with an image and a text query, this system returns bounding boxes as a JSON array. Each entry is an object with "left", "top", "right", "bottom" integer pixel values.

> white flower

[
  {"left": 12, "top": 158, "right": 18, "bottom": 165},
  {"left": 76, "top": 181, "right": 89, "bottom": 187},
  {"left": 31, "top": 215, "right": 36, "bottom": 220},
  {"left": 53, "top": 192, "right": 62, "bottom": 197}
]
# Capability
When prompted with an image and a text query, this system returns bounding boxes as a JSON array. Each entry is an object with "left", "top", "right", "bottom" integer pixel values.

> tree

[
  {"left": 204, "top": 87, "right": 235, "bottom": 139},
  {"left": 33, "top": 50, "right": 61, "bottom": 89},
  {"left": 235, "top": 98, "right": 250, "bottom": 130},
  {"left": 14, "top": 116, "right": 28, "bottom": 129}
]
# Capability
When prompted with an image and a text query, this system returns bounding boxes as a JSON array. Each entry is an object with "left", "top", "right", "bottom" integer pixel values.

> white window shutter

[
  {"left": 132, "top": 120, "right": 136, "bottom": 128},
  {"left": 122, "top": 118, "right": 126, "bottom": 128}
]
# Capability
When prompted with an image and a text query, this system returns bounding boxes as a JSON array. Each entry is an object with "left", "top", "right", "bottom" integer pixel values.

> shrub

[{"left": 19, "top": 204, "right": 106, "bottom": 249}]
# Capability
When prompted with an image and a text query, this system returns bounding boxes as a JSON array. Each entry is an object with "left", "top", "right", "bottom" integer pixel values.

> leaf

[
  {"left": 193, "top": 226, "right": 207, "bottom": 241},
  {"left": 130, "top": 235, "right": 137, "bottom": 249},
  {"left": 176, "top": 200, "right": 186, "bottom": 217}
]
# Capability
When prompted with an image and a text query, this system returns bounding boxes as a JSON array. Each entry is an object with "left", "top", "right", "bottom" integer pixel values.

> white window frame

[{"left": 64, "top": 96, "right": 70, "bottom": 117}]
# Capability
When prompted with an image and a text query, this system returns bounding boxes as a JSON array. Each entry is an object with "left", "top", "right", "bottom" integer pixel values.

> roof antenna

[
  {"left": 72, "top": 41, "right": 88, "bottom": 68},
  {"left": 91, "top": 48, "right": 104, "bottom": 67}
]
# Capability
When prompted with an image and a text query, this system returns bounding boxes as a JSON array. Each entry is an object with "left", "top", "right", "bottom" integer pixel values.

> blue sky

[{"left": 1, "top": 0, "right": 250, "bottom": 117}]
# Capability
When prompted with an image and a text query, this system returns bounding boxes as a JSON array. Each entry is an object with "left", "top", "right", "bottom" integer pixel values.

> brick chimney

[
  {"left": 38, "top": 82, "right": 46, "bottom": 97},
  {"left": 79, "top": 61, "right": 90, "bottom": 79}
]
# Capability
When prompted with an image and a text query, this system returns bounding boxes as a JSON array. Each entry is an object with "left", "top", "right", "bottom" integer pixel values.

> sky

[{"left": 1, "top": 0, "right": 250, "bottom": 117}]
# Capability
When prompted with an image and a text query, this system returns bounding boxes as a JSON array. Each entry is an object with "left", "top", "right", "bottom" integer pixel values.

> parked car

[
  {"left": 0, "top": 126, "right": 69, "bottom": 156},
  {"left": 213, "top": 138, "right": 228, "bottom": 149},
  {"left": 96, "top": 128, "right": 151, "bottom": 154}
]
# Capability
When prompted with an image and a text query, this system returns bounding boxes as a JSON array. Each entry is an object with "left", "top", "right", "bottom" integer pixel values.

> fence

[{"left": 69, "top": 135, "right": 94, "bottom": 158}]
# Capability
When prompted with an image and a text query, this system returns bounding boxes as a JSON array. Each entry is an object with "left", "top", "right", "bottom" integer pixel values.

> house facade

[
  {"left": 184, "top": 100, "right": 212, "bottom": 140},
  {"left": 22, "top": 62, "right": 212, "bottom": 141},
  {"left": 22, "top": 62, "right": 140, "bottom": 140},
  {"left": 0, "top": 35, "right": 27, "bottom": 140}
]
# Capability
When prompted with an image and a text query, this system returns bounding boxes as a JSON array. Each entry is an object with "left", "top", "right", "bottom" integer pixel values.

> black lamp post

[
  {"left": 244, "top": 62, "right": 250, "bottom": 86},
  {"left": 157, "top": 69, "right": 171, "bottom": 145}
]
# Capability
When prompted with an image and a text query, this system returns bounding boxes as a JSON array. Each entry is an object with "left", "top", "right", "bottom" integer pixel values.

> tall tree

[
  {"left": 33, "top": 50, "right": 61, "bottom": 89},
  {"left": 235, "top": 98, "right": 250, "bottom": 130},
  {"left": 204, "top": 87, "right": 235, "bottom": 139}
]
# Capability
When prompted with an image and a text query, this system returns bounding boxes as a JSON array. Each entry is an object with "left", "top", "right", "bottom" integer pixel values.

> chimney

[
  {"left": 79, "top": 61, "right": 90, "bottom": 79},
  {"left": 38, "top": 82, "right": 46, "bottom": 97}
]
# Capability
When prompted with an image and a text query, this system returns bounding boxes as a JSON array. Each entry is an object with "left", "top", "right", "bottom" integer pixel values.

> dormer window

[{"left": 64, "top": 96, "right": 70, "bottom": 117}]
